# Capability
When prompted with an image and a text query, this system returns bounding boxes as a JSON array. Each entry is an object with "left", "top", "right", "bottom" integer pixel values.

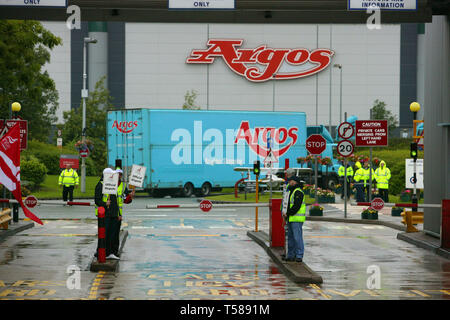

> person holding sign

[{"left": 94, "top": 168, "right": 134, "bottom": 260}]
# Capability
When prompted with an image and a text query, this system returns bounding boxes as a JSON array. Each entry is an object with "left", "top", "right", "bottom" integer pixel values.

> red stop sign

[
  {"left": 25, "top": 195, "right": 38, "bottom": 208},
  {"left": 306, "top": 134, "right": 327, "bottom": 155},
  {"left": 199, "top": 199, "right": 213, "bottom": 213},
  {"left": 371, "top": 197, "right": 384, "bottom": 211}
]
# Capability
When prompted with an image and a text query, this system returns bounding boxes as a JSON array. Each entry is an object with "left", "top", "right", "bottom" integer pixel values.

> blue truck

[{"left": 107, "top": 109, "right": 340, "bottom": 197}]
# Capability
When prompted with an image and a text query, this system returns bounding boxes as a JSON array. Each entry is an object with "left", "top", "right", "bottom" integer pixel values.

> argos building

[{"left": 42, "top": 21, "right": 421, "bottom": 133}]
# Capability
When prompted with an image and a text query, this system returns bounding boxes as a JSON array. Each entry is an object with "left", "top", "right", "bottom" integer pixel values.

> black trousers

[
  {"left": 62, "top": 186, "right": 74, "bottom": 202},
  {"left": 105, "top": 217, "right": 121, "bottom": 256},
  {"left": 379, "top": 189, "right": 389, "bottom": 202}
]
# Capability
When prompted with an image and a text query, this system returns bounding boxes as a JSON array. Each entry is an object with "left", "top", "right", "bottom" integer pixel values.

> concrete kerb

[
  {"left": 89, "top": 229, "right": 129, "bottom": 272},
  {"left": 247, "top": 230, "right": 323, "bottom": 284},
  {"left": 0, "top": 221, "right": 34, "bottom": 243}
]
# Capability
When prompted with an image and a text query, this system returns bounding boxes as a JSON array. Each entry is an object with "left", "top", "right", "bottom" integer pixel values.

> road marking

[
  {"left": 131, "top": 226, "right": 154, "bottom": 229},
  {"left": 148, "top": 234, "right": 221, "bottom": 237},
  {"left": 170, "top": 226, "right": 194, "bottom": 229}
]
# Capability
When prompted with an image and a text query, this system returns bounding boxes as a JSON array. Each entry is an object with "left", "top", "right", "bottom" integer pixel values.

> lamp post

[
  {"left": 409, "top": 101, "right": 421, "bottom": 212},
  {"left": 334, "top": 64, "right": 343, "bottom": 124},
  {"left": 81, "top": 37, "right": 97, "bottom": 193}
]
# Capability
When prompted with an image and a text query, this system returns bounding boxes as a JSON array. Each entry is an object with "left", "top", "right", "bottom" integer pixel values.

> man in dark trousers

[
  {"left": 282, "top": 176, "right": 306, "bottom": 263},
  {"left": 94, "top": 168, "right": 134, "bottom": 260}
]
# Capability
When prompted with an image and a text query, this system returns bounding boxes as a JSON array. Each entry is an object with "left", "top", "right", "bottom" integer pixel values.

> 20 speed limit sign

[{"left": 337, "top": 140, "right": 354, "bottom": 157}]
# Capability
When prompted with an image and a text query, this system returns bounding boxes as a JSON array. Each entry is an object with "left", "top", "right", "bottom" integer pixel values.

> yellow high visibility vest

[
  {"left": 288, "top": 188, "right": 306, "bottom": 223},
  {"left": 375, "top": 167, "right": 391, "bottom": 189},
  {"left": 59, "top": 169, "right": 79, "bottom": 187}
]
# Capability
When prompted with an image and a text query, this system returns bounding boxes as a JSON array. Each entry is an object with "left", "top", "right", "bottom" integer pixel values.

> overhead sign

[
  {"left": 337, "top": 140, "right": 354, "bottom": 158},
  {"left": 186, "top": 39, "right": 334, "bottom": 82},
  {"left": 0, "top": 0, "right": 67, "bottom": 7},
  {"left": 128, "top": 164, "right": 147, "bottom": 188},
  {"left": 348, "top": 0, "right": 417, "bottom": 11},
  {"left": 0, "top": 119, "right": 28, "bottom": 150},
  {"left": 169, "top": 0, "right": 235, "bottom": 9},
  {"left": 338, "top": 122, "right": 355, "bottom": 140},
  {"left": 102, "top": 171, "right": 119, "bottom": 195},
  {"left": 306, "top": 134, "right": 327, "bottom": 155},
  {"left": 355, "top": 120, "right": 388, "bottom": 147},
  {"left": 405, "top": 159, "right": 424, "bottom": 189}
]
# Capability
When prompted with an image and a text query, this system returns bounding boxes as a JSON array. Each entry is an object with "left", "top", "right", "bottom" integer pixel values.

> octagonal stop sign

[
  {"left": 24, "top": 195, "right": 38, "bottom": 208},
  {"left": 306, "top": 134, "right": 327, "bottom": 155},
  {"left": 199, "top": 199, "right": 213, "bottom": 213},
  {"left": 371, "top": 197, "right": 385, "bottom": 211}
]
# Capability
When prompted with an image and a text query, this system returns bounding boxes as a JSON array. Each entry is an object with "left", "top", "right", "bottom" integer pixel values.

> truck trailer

[{"left": 107, "top": 109, "right": 340, "bottom": 197}]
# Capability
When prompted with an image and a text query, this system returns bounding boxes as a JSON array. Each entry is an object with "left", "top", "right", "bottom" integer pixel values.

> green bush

[{"left": 21, "top": 155, "right": 47, "bottom": 189}]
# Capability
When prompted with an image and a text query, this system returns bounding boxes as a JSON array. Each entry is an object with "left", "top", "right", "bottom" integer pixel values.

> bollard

[
  {"left": 97, "top": 206, "right": 106, "bottom": 263},
  {"left": 12, "top": 203, "right": 19, "bottom": 223},
  {"left": 442, "top": 199, "right": 450, "bottom": 249},
  {"left": 269, "top": 199, "right": 285, "bottom": 248}
]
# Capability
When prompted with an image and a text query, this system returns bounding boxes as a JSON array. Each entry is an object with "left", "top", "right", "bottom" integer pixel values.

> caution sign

[
  {"left": 355, "top": 120, "right": 388, "bottom": 147},
  {"left": 102, "top": 171, "right": 119, "bottom": 195},
  {"left": 129, "top": 164, "right": 147, "bottom": 188}
]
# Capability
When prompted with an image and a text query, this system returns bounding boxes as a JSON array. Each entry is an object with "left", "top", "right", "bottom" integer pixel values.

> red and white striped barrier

[
  {"left": 146, "top": 203, "right": 271, "bottom": 209},
  {"left": 353, "top": 202, "right": 442, "bottom": 209},
  {"left": 0, "top": 199, "right": 94, "bottom": 206}
]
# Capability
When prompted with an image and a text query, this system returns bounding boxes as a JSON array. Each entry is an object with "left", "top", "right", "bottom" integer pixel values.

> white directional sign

[
  {"left": 348, "top": 0, "right": 417, "bottom": 10},
  {"left": 169, "top": 0, "right": 235, "bottom": 9},
  {"left": 405, "top": 159, "right": 424, "bottom": 189},
  {"left": 338, "top": 122, "right": 355, "bottom": 140},
  {"left": 0, "top": 0, "right": 67, "bottom": 7},
  {"left": 128, "top": 164, "right": 147, "bottom": 188},
  {"left": 282, "top": 185, "right": 289, "bottom": 215},
  {"left": 337, "top": 140, "right": 354, "bottom": 157}
]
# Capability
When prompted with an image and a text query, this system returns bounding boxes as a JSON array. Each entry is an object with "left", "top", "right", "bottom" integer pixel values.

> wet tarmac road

[{"left": 0, "top": 197, "right": 449, "bottom": 300}]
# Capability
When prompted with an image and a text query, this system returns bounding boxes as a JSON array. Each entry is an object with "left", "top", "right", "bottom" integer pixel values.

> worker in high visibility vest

[
  {"left": 282, "top": 176, "right": 305, "bottom": 263},
  {"left": 94, "top": 168, "right": 134, "bottom": 260},
  {"left": 375, "top": 160, "right": 391, "bottom": 202},
  {"left": 353, "top": 161, "right": 365, "bottom": 202},
  {"left": 58, "top": 164, "right": 79, "bottom": 202},
  {"left": 361, "top": 161, "right": 376, "bottom": 201},
  {"left": 338, "top": 162, "right": 354, "bottom": 199}
]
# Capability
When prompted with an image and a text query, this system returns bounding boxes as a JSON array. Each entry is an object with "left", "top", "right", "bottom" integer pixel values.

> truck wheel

[
  {"left": 200, "top": 182, "right": 212, "bottom": 197},
  {"left": 182, "top": 182, "right": 194, "bottom": 197},
  {"left": 327, "top": 176, "right": 339, "bottom": 190}
]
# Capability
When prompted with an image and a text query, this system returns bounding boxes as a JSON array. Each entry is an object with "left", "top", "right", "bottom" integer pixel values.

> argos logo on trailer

[
  {"left": 171, "top": 120, "right": 299, "bottom": 165},
  {"left": 112, "top": 120, "right": 138, "bottom": 134},
  {"left": 186, "top": 39, "right": 334, "bottom": 82}
]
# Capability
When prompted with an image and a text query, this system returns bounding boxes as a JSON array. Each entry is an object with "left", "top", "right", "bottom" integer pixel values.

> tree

[
  {"left": 59, "top": 76, "right": 114, "bottom": 175},
  {"left": 371, "top": 99, "right": 398, "bottom": 136},
  {"left": 0, "top": 20, "right": 62, "bottom": 141},
  {"left": 182, "top": 90, "right": 200, "bottom": 110}
]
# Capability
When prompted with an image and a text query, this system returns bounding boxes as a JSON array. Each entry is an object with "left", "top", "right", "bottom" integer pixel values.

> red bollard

[
  {"left": 270, "top": 198, "right": 285, "bottom": 248},
  {"left": 442, "top": 200, "right": 450, "bottom": 249},
  {"left": 97, "top": 206, "right": 106, "bottom": 263}
]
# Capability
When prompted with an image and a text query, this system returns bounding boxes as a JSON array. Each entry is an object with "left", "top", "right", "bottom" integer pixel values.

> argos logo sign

[
  {"left": 112, "top": 120, "right": 138, "bottom": 134},
  {"left": 186, "top": 39, "right": 334, "bottom": 82}
]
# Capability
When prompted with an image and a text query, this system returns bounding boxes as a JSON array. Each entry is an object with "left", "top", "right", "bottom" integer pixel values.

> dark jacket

[
  {"left": 286, "top": 184, "right": 304, "bottom": 216},
  {"left": 95, "top": 178, "right": 119, "bottom": 218}
]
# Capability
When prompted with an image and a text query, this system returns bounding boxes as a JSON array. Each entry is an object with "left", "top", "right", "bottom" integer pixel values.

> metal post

[
  {"left": 344, "top": 158, "right": 347, "bottom": 218},
  {"left": 12, "top": 202, "right": 18, "bottom": 223},
  {"left": 412, "top": 112, "right": 418, "bottom": 213},
  {"left": 255, "top": 173, "right": 259, "bottom": 232},
  {"left": 328, "top": 24, "right": 332, "bottom": 135},
  {"left": 97, "top": 206, "right": 106, "bottom": 263},
  {"left": 81, "top": 41, "right": 87, "bottom": 193},
  {"left": 315, "top": 155, "right": 318, "bottom": 203},
  {"left": 344, "top": 112, "right": 348, "bottom": 218},
  {"left": 339, "top": 67, "right": 343, "bottom": 124},
  {"left": 369, "top": 147, "right": 373, "bottom": 203}
]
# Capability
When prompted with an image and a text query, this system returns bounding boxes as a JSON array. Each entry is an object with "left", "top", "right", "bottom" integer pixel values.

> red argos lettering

[
  {"left": 234, "top": 121, "right": 298, "bottom": 158},
  {"left": 187, "top": 39, "right": 334, "bottom": 82},
  {"left": 112, "top": 120, "right": 138, "bottom": 134}
]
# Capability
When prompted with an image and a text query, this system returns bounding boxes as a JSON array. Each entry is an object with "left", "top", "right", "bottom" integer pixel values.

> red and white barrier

[{"left": 353, "top": 202, "right": 442, "bottom": 209}]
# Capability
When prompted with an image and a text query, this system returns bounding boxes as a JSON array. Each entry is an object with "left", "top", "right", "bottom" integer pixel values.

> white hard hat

[
  {"left": 103, "top": 168, "right": 115, "bottom": 175},
  {"left": 116, "top": 169, "right": 123, "bottom": 174}
]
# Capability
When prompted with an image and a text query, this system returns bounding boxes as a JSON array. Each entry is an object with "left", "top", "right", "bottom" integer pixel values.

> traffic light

[
  {"left": 410, "top": 142, "right": 418, "bottom": 160},
  {"left": 253, "top": 160, "right": 260, "bottom": 176}
]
